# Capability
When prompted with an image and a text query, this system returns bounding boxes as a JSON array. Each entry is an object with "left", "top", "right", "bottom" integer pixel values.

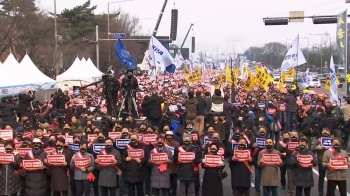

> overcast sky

[{"left": 40, "top": 0, "right": 347, "bottom": 55}]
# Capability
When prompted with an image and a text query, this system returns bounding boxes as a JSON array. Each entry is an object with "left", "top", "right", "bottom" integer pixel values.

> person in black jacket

[
  {"left": 121, "top": 133, "right": 147, "bottom": 196},
  {"left": 0, "top": 97, "right": 20, "bottom": 129},
  {"left": 18, "top": 90, "right": 35, "bottom": 118},
  {"left": 284, "top": 89, "right": 297, "bottom": 131},
  {"left": 195, "top": 91, "right": 206, "bottom": 136},
  {"left": 141, "top": 95, "right": 151, "bottom": 119},
  {"left": 148, "top": 92, "right": 163, "bottom": 129},
  {"left": 299, "top": 110, "right": 313, "bottom": 147}
]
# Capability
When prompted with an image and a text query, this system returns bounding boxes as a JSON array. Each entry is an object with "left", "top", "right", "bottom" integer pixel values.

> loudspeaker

[
  {"left": 170, "top": 9, "right": 178, "bottom": 41},
  {"left": 191, "top": 37, "right": 195, "bottom": 53}
]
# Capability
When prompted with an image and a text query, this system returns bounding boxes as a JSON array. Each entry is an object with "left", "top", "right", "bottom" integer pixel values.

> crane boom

[
  {"left": 152, "top": 0, "right": 168, "bottom": 37},
  {"left": 180, "top": 23, "right": 193, "bottom": 49}
]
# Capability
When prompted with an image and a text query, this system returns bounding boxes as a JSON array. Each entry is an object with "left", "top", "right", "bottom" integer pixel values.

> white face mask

[
  {"left": 332, "top": 103, "right": 337, "bottom": 106},
  {"left": 259, "top": 117, "right": 263, "bottom": 121}
]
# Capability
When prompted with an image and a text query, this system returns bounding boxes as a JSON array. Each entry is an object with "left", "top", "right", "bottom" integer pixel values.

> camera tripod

[
  {"left": 118, "top": 90, "right": 139, "bottom": 118},
  {"left": 103, "top": 85, "right": 118, "bottom": 118}
]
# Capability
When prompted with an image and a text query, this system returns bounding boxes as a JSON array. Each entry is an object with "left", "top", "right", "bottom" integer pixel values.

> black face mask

[
  {"left": 210, "top": 149, "right": 218, "bottom": 154},
  {"left": 22, "top": 142, "right": 29, "bottom": 147},
  {"left": 333, "top": 144, "right": 340, "bottom": 150},
  {"left": 122, "top": 133, "right": 128, "bottom": 137},
  {"left": 213, "top": 138, "right": 219, "bottom": 142},
  {"left": 105, "top": 145, "right": 112, "bottom": 149},
  {"left": 147, "top": 131, "right": 153, "bottom": 134},
  {"left": 245, "top": 132, "right": 251, "bottom": 136},
  {"left": 208, "top": 132, "right": 214, "bottom": 136},
  {"left": 299, "top": 145, "right": 306, "bottom": 151},
  {"left": 238, "top": 144, "right": 246, "bottom": 149},
  {"left": 74, "top": 141, "right": 80, "bottom": 144},
  {"left": 157, "top": 142, "right": 164, "bottom": 148},
  {"left": 33, "top": 145, "right": 41, "bottom": 150},
  {"left": 282, "top": 138, "right": 289, "bottom": 143},
  {"left": 16, "top": 133, "right": 23, "bottom": 138},
  {"left": 163, "top": 129, "right": 169, "bottom": 132},
  {"left": 166, "top": 138, "right": 172, "bottom": 143},
  {"left": 80, "top": 149, "right": 86, "bottom": 153},
  {"left": 130, "top": 139, "right": 137, "bottom": 144},
  {"left": 234, "top": 133, "right": 241, "bottom": 138},
  {"left": 183, "top": 141, "right": 190, "bottom": 146},
  {"left": 5, "top": 148, "right": 12, "bottom": 153},
  {"left": 266, "top": 145, "right": 273, "bottom": 150},
  {"left": 140, "top": 128, "right": 146, "bottom": 132},
  {"left": 322, "top": 134, "right": 329, "bottom": 137},
  {"left": 291, "top": 136, "right": 298, "bottom": 141},
  {"left": 56, "top": 145, "right": 63, "bottom": 150},
  {"left": 187, "top": 127, "right": 193, "bottom": 132},
  {"left": 259, "top": 132, "right": 266, "bottom": 137},
  {"left": 98, "top": 137, "right": 104, "bottom": 142},
  {"left": 48, "top": 140, "right": 56, "bottom": 147},
  {"left": 63, "top": 128, "right": 70, "bottom": 132}
]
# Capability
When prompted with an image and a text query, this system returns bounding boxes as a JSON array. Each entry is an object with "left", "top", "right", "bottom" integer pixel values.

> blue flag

[
  {"left": 163, "top": 41, "right": 169, "bottom": 51},
  {"left": 163, "top": 41, "right": 176, "bottom": 73},
  {"left": 115, "top": 39, "right": 136, "bottom": 69}
]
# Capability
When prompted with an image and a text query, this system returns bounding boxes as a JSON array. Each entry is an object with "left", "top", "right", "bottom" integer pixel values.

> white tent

[
  {"left": 0, "top": 54, "right": 29, "bottom": 96},
  {"left": 19, "top": 54, "right": 58, "bottom": 90},
  {"left": 56, "top": 57, "right": 96, "bottom": 88},
  {"left": 86, "top": 57, "right": 104, "bottom": 76}
]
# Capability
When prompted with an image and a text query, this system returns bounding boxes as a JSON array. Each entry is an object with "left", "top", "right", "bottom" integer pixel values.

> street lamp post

[
  {"left": 310, "top": 33, "right": 328, "bottom": 73},
  {"left": 54, "top": 0, "right": 58, "bottom": 76},
  {"left": 107, "top": 0, "right": 132, "bottom": 63}
]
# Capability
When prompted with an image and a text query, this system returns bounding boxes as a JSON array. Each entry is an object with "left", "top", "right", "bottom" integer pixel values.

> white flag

[
  {"left": 300, "top": 68, "right": 310, "bottom": 88},
  {"left": 148, "top": 36, "right": 175, "bottom": 73},
  {"left": 280, "top": 35, "right": 307, "bottom": 71},
  {"left": 175, "top": 51, "right": 184, "bottom": 68},
  {"left": 329, "top": 55, "right": 340, "bottom": 105}
]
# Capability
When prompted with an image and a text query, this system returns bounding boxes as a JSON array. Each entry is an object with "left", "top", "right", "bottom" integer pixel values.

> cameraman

[
  {"left": 0, "top": 97, "right": 20, "bottom": 128},
  {"left": 121, "top": 69, "right": 139, "bottom": 117},
  {"left": 18, "top": 90, "right": 35, "bottom": 118},
  {"left": 51, "top": 89, "right": 69, "bottom": 128},
  {"left": 103, "top": 70, "right": 120, "bottom": 117}
]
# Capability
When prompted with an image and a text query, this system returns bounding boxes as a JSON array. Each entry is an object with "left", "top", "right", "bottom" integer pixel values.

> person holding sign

[
  {"left": 276, "top": 131, "right": 290, "bottom": 190},
  {"left": 229, "top": 137, "right": 252, "bottom": 196},
  {"left": 282, "top": 131, "right": 299, "bottom": 196},
  {"left": 289, "top": 137, "right": 317, "bottom": 196},
  {"left": 201, "top": 142, "right": 225, "bottom": 196},
  {"left": 48, "top": 137, "right": 73, "bottom": 196},
  {"left": 121, "top": 133, "right": 146, "bottom": 196},
  {"left": 310, "top": 127, "right": 332, "bottom": 196},
  {"left": 257, "top": 138, "right": 282, "bottom": 196},
  {"left": 252, "top": 126, "right": 269, "bottom": 195},
  {"left": 88, "top": 131, "right": 105, "bottom": 196},
  {"left": 164, "top": 131, "right": 180, "bottom": 196},
  {"left": 96, "top": 137, "right": 122, "bottom": 196},
  {"left": 148, "top": 136, "right": 173, "bottom": 196},
  {"left": 69, "top": 141, "right": 95, "bottom": 196},
  {"left": 22, "top": 138, "right": 47, "bottom": 196},
  {"left": 0, "top": 140, "right": 22, "bottom": 196},
  {"left": 322, "top": 138, "right": 350, "bottom": 196},
  {"left": 173, "top": 135, "right": 201, "bottom": 196}
]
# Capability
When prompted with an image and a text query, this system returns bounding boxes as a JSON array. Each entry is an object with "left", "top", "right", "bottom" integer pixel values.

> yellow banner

[
  {"left": 186, "top": 68, "right": 201, "bottom": 83},
  {"left": 324, "top": 79, "right": 330, "bottom": 91}
]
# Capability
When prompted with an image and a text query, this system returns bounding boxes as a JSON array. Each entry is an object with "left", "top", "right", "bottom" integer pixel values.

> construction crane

[
  {"left": 180, "top": 23, "right": 194, "bottom": 49},
  {"left": 152, "top": 0, "right": 168, "bottom": 37}
]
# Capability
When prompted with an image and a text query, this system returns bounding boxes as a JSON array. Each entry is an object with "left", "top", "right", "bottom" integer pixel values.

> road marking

[{"left": 312, "top": 168, "right": 350, "bottom": 196}]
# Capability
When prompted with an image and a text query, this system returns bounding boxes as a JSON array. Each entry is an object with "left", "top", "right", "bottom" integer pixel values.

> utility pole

[{"left": 54, "top": 0, "right": 58, "bottom": 75}]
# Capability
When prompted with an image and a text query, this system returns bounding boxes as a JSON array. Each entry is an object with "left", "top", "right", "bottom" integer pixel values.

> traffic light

[
  {"left": 191, "top": 37, "right": 195, "bottom": 53},
  {"left": 313, "top": 17, "right": 337, "bottom": 24},
  {"left": 170, "top": 9, "right": 178, "bottom": 41},
  {"left": 263, "top": 18, "right": 289, "bottom": 26}
]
